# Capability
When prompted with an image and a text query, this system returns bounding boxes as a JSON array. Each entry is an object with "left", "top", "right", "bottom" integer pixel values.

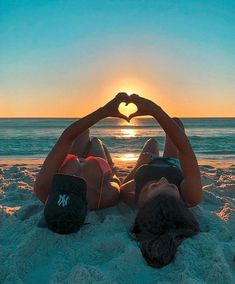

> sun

[
  {"left": 118, "top": 102, "right": 138, "bottom": 118},
  {"left": 125, "top": 89, "right": 136, "bottom": 96}
]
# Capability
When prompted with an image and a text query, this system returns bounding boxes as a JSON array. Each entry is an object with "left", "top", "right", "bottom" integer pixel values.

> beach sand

[{"left": 0, "top": 159, "right": 235, "bottom": 283}]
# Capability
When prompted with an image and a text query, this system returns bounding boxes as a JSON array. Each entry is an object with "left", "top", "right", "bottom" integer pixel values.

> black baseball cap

[{"left": 44, "top": 173, "right": 87, "bottom": 234}]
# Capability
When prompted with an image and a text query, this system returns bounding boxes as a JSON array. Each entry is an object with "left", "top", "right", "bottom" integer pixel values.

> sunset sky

[{"left": 0, "top": 0, "right": 234, "bottom": 117}]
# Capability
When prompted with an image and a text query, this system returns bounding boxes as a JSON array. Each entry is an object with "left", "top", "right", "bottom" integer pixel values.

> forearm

[
  {"left": 151, "top": 106, "right": 191, "bottom": 153},
  {"left": 43, "top": 108, "right": 105, "bottom": 171},
  {"left": 34, "top": 108, "right": 106, "bottom": 200},
  {"left": 34, "top": 93, "right": 130, "bottom": 202},
  {"left": 61, "top": 108, "right": 105, "bottom": 143}
]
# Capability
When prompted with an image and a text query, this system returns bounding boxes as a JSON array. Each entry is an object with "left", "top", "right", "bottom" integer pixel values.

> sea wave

[{"left": 0, "top": 118, "right": 234, "bottom": 159}]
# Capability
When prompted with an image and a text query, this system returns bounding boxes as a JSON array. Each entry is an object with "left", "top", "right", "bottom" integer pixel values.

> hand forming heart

[
  {"left": 118, "top": 102, "right": 138, "bottom": 119},
  {"left": 117, "top": 93, "right": 157, "bottom": 122},
  {"left": 101, "top": 93, "right": 157, "bottom": 122}
]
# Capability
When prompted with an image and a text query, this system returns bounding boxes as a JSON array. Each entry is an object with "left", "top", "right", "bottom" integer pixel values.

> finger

[
  {"left": 129, "top": 111, "right": 140, "bottom": 120},
  {"left": 118, "top": 114, "right": 129, "bottom": 122},
  {"left": 125, "top": 97, "right": 131, "bottom": 106},
  {"left": 129, "top": 93, "right": 140, "bottom": 102},
  {"left": 115, "top": 93, "right": 130, "bottom": 105},
  {"left": 116, "top": 92, "right": 128, "bottom": 101},
  {"left": 116, "top": 92, "right": 128, "bottom": 97},
  {"left": 125, "top": 95, "right": 131, "bottom": 105}
]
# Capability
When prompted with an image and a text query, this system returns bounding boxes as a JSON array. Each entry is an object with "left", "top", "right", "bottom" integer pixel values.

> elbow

[
  {"left": 33, "top": 182, "right": 39, "bottom": 197},
  {"left": 33, "top": 182, "right": 47, "bottom": 204},
  {"left": 185, "top": 191, "right": 203, "bottom": 208}
]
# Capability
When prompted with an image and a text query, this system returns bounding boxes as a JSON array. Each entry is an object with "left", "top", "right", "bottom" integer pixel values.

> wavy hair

[{"left": 132, "top": 194, "right": 199, "bottom": 268}]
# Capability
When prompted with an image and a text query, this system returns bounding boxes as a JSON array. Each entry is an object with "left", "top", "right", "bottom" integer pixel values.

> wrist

[{"left": 94, "top": 107, "right": 107, "bottom": 120}]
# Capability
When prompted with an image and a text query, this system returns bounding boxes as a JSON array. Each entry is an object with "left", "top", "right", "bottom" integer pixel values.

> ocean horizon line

[{"left": 0, "top": 116, "right": 235, "bottom": 119}]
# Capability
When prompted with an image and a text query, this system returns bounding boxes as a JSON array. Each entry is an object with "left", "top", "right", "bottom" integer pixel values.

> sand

[{"left": 0, "top": 159, "right": 235, "bottom": 284}]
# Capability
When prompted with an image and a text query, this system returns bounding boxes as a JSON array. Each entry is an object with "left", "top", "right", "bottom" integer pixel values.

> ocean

[{"left": 0, "top": 118, "right": 235, "bottom": 162}]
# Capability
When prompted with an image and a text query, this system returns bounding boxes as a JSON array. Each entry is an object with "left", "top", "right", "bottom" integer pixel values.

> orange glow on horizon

[{"left": 0, "top": 70, "right": 234, "bottom": 117}]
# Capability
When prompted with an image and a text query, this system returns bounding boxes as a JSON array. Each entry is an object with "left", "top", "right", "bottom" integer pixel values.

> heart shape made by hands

[{"left": 118, "top": 102, "right": 138, "bottom": 118}]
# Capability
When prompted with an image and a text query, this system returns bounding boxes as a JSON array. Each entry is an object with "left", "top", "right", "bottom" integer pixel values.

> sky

[{"left": 0, "top": 0, "right": 235, "bottom": 117}]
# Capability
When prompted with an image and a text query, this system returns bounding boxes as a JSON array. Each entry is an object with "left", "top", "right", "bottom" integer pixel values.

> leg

[
  {"left": 140, "top": 138, "right": 160, "bottom": 157},
  {"left": 87, "top": 137, "right": 121, "bottom": 183},
  {"left": 86, "top": 137, "right": 107, "bottom": 159},
  {"left": 59, "top": 129, "right": 90, "bottom": 174},
  {"left": 70, "top": 129, "right": 90, "bottom": 157},
  {"left": 122, "top": 138, "right": 159, "bottom": 184},
  {"left": 102, "top": 142, "right": 121, "bottom": 182},
  {"left": 86, "top": 138, "right": 121, "bottom": 209},
  {"left": 163, "top": 117, "right": 185, "bottom": 158},
  {"left": 87, "top": 138, "right": 115, "bottom": 168},
  {"left": 102, "top": 142, "right": 114, "bottom": 168}
]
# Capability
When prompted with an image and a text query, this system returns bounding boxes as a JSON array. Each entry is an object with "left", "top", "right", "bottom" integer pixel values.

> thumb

[
  {"left": 119, "top": 114, "right": 130, "bottom": 122},
  {"left": 129, "top": 111, "right": 140, "bottom": 120}
]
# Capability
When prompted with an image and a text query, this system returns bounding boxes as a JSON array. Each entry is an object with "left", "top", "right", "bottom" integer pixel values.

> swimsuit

[
  {"left": 60, "top": 154, "right": 112, "bottom": 175},
  {"left": 86, "top": 156, "right": 112, "bottom": 175},
  {"left": 134, "top": 157, "right": 184, "bottom": 202},
  {"left": 59, "top": 154, "right": 113, "bottom": 209}
]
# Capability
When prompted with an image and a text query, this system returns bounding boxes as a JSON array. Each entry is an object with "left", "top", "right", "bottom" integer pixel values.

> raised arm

[
  {"left": 129, "top": 94, "right": 202, "bottom": 207},
  {"left": 34, "top": 93, "right": 129, "bottom": 203}
]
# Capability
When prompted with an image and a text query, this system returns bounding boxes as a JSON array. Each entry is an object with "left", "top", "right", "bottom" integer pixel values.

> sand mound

[{"left": 0, "top": 163, "right": 235, "bottom": 283}]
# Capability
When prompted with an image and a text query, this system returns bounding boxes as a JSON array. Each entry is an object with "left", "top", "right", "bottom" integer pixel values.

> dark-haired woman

[{"left": 120, "top": 94, "right": 202, "bottom": 268}]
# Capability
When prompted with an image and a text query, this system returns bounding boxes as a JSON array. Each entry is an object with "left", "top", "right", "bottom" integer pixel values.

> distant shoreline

[
  {"left": 1, "top": 157, "right": 234, "bottom": 169},
  {"left": 0, "top": 117, "right": 235, "bottom": 119}
]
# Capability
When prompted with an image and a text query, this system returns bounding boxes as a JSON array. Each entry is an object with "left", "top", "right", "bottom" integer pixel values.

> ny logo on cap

[{"left": 57, "top": 194, "right": 69, "bottom": 207}]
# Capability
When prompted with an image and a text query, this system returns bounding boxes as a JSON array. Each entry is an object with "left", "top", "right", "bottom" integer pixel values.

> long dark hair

[{"left": 132, "top": 194, "right": 199, "bottom": 268}]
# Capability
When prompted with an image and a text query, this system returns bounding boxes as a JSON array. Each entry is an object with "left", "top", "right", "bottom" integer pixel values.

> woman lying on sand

[
  {"left": 34, "top": 93, "right": 129, "bottom": 234},
  {"left": 120, "top": 94, "right": 202, "bottom": 268}
]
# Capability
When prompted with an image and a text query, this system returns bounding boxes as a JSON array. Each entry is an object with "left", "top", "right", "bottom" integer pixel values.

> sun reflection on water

[
  {"left": 121, "top": 128, "right": 137, "bottom": 137},
  {"left": 118, "top": 153, "right": 138, "bottom": 162}
]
